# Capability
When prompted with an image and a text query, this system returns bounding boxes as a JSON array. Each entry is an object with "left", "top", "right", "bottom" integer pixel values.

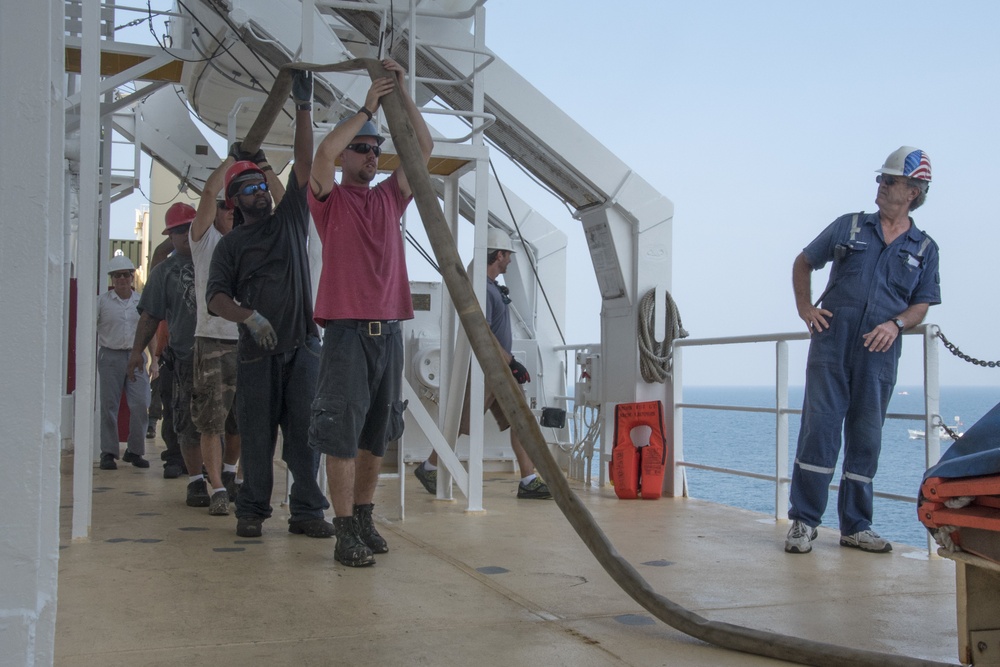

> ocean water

[{"left": 667, "top": 386, "right": 998, "bottom": 549}]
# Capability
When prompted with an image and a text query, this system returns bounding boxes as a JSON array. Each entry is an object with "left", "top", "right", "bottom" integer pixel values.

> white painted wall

[{"left": 0, "top": 1, "right": 65, "bottom": 664}]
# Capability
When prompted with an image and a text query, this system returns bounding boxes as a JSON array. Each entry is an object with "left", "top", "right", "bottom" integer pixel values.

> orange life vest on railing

[{"left": 610, "top": 400, "right": 667, "bottom": 499}]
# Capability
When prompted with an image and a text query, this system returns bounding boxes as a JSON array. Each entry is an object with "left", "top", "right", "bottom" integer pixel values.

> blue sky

[
  {"left": 112, "top": 1, "right": 1000, "bottom": 387},
  {"left": 479, "top": 1, "right": 1000, "bottom": 387}
]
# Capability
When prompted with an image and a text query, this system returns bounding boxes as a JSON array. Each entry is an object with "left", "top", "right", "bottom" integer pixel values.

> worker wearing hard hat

[
  {"left": 96, "top": 253, "right": 151, "bottom": 470},
  {"left": 206, "top": 69, "right": 332, "bottom": 541},
  {"left": 307, "top": 58, "right": 433, "bottom": 567},
  {"left": 184, "top": 147, "right": 275, "bottom": 518},
  {"left": 786, "top": 147, "right": 940, "bottom": 555},
  {"left": 415, "top": 227, "right": 553, "bottom": 501},
  {"left": 128, "top": 203, "right": 210, "bottom": 509}
]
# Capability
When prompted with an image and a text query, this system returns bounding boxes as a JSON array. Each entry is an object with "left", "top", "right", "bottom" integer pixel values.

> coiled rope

[{"left": 638, "top": 288, "right": 688, "bottom": 383}]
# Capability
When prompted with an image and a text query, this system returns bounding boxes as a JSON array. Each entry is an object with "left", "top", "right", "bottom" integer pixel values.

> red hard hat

[
  {"left": 224, "top": 160, "right": 266, "bottom": 209},
  {"left": 163, "top": 202, "right": 197, "bottom": 234}
]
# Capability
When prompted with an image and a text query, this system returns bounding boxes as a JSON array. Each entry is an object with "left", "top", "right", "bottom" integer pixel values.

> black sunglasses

[
  {"left": 876, "top": 174, "right": 913, "bottom": 187},
  {"left": 347, "top": 143, "right": 382, "bottom": 158}
]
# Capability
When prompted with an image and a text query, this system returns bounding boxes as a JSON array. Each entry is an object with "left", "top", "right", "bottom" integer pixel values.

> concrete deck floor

[{"left": 55, "top": 442, "right": 962, "bottom": 667}]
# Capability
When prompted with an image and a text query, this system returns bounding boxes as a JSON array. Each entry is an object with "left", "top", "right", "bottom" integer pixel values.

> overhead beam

[{"left": 63, "top": 36, "right": 195, "bottom": 83}]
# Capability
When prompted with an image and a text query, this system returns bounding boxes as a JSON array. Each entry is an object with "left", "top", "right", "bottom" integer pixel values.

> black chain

[
  {"left": 931, "top": 416, "right": 963, "bottom": 441},
  {"left": 935, "top": 330, "right": 1000, "bottom": 368}
]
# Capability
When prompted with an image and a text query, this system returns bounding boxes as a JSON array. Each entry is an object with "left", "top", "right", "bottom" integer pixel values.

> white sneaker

[
  {"left": 840, "top": 529, "right": 892, "bottom": 553},
  {"left": 784, "top": 520, "right": 818, "bottom": 554}
]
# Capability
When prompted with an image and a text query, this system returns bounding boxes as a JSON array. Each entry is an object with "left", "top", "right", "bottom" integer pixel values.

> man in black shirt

[{"left": 206, "top": 70, "right": 331, "bottom": 539}]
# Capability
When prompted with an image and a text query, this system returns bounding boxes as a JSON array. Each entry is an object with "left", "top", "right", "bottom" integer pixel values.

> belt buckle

[{"left": 368, "top": 321, "right": 381, "bottom": 336}]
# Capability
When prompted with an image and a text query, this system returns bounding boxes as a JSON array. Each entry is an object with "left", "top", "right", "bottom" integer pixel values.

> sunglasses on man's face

[
  {"left": 236, "top": 181, "right": 269, "bottom": 197},
  {"left": 346, "top": 143, "right": 382, "bottom": 158},
  {"left": 876, "top": 174, "right": 914, "bottom": 188}
]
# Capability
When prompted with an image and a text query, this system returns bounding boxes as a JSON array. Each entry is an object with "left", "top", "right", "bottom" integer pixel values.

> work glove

[
  {"left": 291, "top": 69, "right": 313, "bottom": 108},
  {"left": 243, "top": 310, "right": 277, "bottom": 350},
  {"left": 509, "top": 358, "right": 530, "bottom": 384},
  {"left": 228, "top": 141, "right": 266, "bottom": 165}
]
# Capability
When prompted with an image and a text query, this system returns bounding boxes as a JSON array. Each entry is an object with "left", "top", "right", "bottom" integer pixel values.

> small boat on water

[{"left": 908, "top": 416, "right": 964, "bottom": 440}]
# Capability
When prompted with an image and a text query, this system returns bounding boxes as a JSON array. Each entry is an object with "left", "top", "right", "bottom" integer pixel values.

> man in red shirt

[{"left": 308, "top": 59, "right": 432, "bottom": 567}]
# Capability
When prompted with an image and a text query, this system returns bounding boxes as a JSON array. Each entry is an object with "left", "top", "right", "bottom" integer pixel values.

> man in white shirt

[
  {"left": 96, "top": 254, "right": 151, "bottom": 470},
  {"left": 188, "top": 145, "right": 283, "bottom": 516}
]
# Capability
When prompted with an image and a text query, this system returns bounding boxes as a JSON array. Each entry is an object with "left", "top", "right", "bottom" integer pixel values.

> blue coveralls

[{"left": 789, "top": 211, "right": 941, "bottom": 535}]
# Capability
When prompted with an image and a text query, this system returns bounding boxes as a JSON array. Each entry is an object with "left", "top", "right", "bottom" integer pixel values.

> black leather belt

[
  {"left": 328, "top": 319, "right": 400, "bottom": 336},
  {"left": 202, "top": 337, "right": 238, "bottom": 345}
]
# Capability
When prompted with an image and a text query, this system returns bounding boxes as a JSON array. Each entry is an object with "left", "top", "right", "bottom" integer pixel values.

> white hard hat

[
  {"left": 876, "top": 146, "right": 932, "bottom": 182},
  {"left": 107, "top": 255, "right": 136, "bottom": 273},
  {"left": 487, "top": 227, "right": 515, "bottom": 253}
]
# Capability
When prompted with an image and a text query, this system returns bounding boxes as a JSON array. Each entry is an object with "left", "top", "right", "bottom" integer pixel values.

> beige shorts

[{"left": 459, "top": 371, "right": 522, "bottom": 435}]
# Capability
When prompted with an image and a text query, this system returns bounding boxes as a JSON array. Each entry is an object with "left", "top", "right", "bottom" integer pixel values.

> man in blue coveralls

[{"left": 785, "top": 147, "right": 940, "bottom": 555}]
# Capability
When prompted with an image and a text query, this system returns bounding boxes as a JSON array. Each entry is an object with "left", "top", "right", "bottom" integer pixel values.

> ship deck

[{"left": 55, "top": 441, "right": 961, "bottom": 667}]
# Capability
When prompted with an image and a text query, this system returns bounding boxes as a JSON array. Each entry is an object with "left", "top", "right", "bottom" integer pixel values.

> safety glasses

[
  {"left": 347, "top": 143, "right": 382, "bottom": 158},
  {"left": 876, "top": 174, "right": 912, "bottom": 187},
  {"left": 110, "top": 272, "right": 132, "bottom": 279},
  {"left": 237, "top": 181, "right": 269, "bottom": 197}
]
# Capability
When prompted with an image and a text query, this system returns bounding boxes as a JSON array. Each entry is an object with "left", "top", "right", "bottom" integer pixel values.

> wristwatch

[{"left": 892, "top": 318, "right": 905, "bottom": 331}]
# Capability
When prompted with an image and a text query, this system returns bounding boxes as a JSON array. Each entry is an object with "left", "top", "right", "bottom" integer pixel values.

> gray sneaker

[
  {"left": 840, "top": 529, "right": 892, "bottom": 553},
  {"left": 517, "top": 476, "right": 553, "bottom": 500},
  {"left": 208, "top": 490, "right": 229, "bottom": 516},
  {"left": 414, "top": 463, "right": 437, "bottom": 495},
  {"left": 784, "top": 520, "right": 818, "bottom": 554}
]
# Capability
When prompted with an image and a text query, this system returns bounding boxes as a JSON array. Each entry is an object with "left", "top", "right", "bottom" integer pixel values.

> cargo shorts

[{"left": 191, "top": 336, "right": 239, "bottom": 437}]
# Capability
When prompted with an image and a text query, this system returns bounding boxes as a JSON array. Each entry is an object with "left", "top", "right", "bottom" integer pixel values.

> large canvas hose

[{"left": 241, "top": 59, "right": 956, "bottom": 667}]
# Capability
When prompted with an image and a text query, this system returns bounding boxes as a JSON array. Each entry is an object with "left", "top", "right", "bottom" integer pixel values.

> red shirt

[{"left": 308, "top": 172, "right": 414, "bottom": 324}]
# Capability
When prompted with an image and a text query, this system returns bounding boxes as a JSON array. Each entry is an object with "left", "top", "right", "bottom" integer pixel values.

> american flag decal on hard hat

[{"left": 904, "top": 150, "right": 932, "bottom": 181}]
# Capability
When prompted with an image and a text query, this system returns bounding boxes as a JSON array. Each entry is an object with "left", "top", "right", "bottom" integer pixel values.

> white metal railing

[{"left": 671, "top": 323, "right": 943, "bottom": 556}]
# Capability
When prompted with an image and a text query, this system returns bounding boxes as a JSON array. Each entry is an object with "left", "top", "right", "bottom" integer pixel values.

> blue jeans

[
  {"left": 157, "top": 349, "right": 183, "bottom": 467},
  {"left": 235, "top": 336, "right": 329, "bottom": 521}
]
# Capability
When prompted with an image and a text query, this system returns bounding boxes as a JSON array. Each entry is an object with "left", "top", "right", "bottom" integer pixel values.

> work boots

[
  {"left": 332, "top": 516, "right": 375, "bottom": 567},
  {"left": 354, "top": 503, "right": 389, "bottom": 554}
]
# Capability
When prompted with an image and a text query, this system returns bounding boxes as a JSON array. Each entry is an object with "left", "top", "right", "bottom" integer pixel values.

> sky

[{"left": 111, "top": 1, "right": 1000, "bottom": 388}]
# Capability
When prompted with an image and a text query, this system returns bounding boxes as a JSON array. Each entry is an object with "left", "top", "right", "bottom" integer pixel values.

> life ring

[{"left": 610, "top": 400, "right": 667, "bottom": 500}]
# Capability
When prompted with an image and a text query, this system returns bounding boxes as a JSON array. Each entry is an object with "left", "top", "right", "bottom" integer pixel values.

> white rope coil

[{"left": 638, "top": 288, "right": 688, "bottom": 383}]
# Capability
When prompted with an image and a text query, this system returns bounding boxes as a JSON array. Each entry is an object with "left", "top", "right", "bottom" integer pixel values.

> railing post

[
  {"left": 670, "top": 344, "right": 686, "bottom": 497},
  {"left": 775, "top": 340, "right": 789, "bottom": 521},
  {"left": 923, "top": 325, "right": 941, "bottom": 557}
]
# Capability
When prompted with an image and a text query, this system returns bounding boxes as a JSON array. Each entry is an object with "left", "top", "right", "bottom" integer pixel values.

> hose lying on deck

[{"left": 241, "top": 58, "right": 957, "bottom": 667}]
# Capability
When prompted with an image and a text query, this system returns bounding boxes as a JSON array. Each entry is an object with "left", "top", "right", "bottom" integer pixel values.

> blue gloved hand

[
  {"left": 509, "top": 358, "right": 530, "bottom": 384},
  {"left": 291, "top": 69, "right": 313, "bottom": 108},
  {"left": 243, "top": 310, "right": 277, "bottom": 350}
]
